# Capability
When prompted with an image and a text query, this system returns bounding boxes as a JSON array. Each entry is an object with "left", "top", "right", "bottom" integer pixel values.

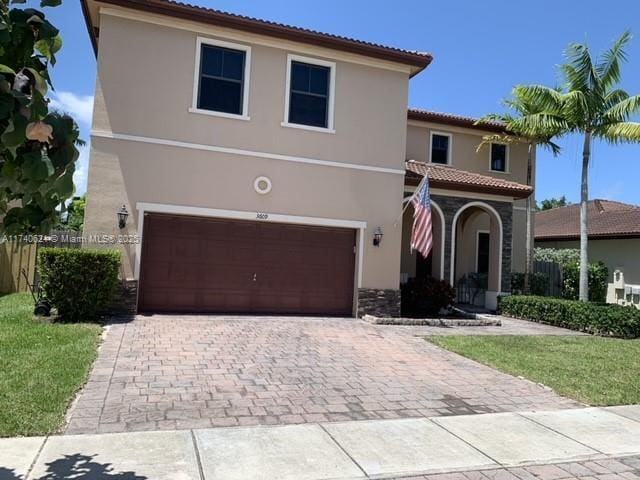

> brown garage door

[{"left": 138, "top": 213, "right": 356, "bottom": 315}]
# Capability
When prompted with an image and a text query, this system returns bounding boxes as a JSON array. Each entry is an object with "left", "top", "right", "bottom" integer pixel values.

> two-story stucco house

[{"left": 81, "top": 0, "right": 533, "bottom": 316}]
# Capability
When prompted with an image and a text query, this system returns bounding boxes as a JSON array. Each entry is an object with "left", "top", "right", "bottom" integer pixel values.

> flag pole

[{"left": 402, "top": 174, "right": 427, "bottom": 215}]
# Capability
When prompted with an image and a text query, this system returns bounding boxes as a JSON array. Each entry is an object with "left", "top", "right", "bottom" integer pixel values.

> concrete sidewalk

[{"left": 2, "top": 405, "right": 639, "bottom": 480}]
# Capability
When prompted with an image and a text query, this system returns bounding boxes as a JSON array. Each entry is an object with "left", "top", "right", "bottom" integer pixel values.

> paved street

[
  {"left": 397, "top": 456, "right": 640, "bottom": 480},
  {"left": 65, "top": 316, "right": 581, "bottom": 434},
  {"left": 2, "top": 406, "right": 640, "bottom": 480}
]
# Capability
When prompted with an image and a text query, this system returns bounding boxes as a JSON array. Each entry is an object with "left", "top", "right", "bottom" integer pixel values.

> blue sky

[{"left": 42, "top": 0, "right": 640, "bottom": 204}]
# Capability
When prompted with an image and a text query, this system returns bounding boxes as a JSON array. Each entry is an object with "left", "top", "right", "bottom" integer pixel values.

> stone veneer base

[
  {"left": 357, "top": 288, "right": 401, "bottom": 318},
  {"left": 108, "top": 279, "right": 138, "bottom": 316}
]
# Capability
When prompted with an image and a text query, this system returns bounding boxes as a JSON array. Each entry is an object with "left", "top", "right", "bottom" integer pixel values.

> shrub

[
  {"left": 562, "top": 261, "right": 608, "bottom": 303},
  {"left": 511, "top": 272, "right": 550, "bottom": 296},
  {"left": 534, "top": 248, "right": 579, "bottom": 266},
  {"left": 499, "top": 295, "right": 640, "bottom": 338},
  {"left": 38, "top": 248, "right": 121, "bottom": 322},
  {"left": 533, "top": 249, "right": 609, "bottom": 302},
  {"left": 401, "top": 276, "right": 456, "bottom": 317}
]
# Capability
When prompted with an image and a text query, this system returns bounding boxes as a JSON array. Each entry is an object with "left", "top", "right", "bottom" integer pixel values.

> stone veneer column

[{"left": 431, "top": 195, "right": 513, "bottom": 293}]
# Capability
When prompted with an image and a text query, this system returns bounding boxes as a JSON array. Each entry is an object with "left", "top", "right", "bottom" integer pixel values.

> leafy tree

[
  {"left": 514, "top": 31, "right": 640, "bottom": 301},
  {"left": 478, "top": 89, "right": 561, "bottom": 294},
  {"left": 0, "top": 0, "right": 83, "bottom": 234},
  {"left": 537, "top": 196, "right": 571, "bottom": 211},
  {"left": 65, "top": 194, "right": 84, "bottom": 231},
  {"left": 54, "top": 194, "right": 84, "bottom": 231}
]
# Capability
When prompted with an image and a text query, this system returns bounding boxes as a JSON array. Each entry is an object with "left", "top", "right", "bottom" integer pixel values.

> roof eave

[
  {"left": 404, "top": 175, "right": 532, "bottom": 200},
  {"left": 535, "top": 233, "right": 640, "bottom": 242},
  {"left": 81, "top": 0, "right": 98, "bottom": 56},
  {"left": 81, "top": 0, "right": 433, "bottom": 71},
  {"left": 407, "top": 110, "right": 508, "bottom": 134}
]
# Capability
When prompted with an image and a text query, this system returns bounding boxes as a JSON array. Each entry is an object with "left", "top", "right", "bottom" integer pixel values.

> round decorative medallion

[{"left": 254, "top": 176, "right": 272, "bottom": 195}]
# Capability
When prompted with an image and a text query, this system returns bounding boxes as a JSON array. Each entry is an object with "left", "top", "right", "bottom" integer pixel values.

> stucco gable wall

[{"left": 92, "top": 13, "right": 409, "bottom": 171}]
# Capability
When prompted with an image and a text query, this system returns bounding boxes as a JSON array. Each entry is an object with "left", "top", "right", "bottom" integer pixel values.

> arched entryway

[
  {"left": 451, "top": 201, "right": 503, "bottom": 309},
  {"left": 400, "top": 198, "right": 445, "bottom": 282}
]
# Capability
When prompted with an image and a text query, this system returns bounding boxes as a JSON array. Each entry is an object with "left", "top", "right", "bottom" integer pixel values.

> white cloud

[
  {"left": 73, "top": 143, "right": 90, "bottom": 196},
  {"left": 49, "top": 91, "right": 95, "bottom": 127}
]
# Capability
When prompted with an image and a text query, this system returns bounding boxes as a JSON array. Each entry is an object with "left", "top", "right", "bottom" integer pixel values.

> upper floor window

[
  {"left": 430, "top": 132, "right": 451, "bottom": 165},
  {"left": 283, "top": 54, "right": 336, "bottom": 133},
  {"left": 490, "top": 143, "right": 508, "bottom": 172},
  {"left": 191, "top": 38, "right": 251, "bottom": 119}
]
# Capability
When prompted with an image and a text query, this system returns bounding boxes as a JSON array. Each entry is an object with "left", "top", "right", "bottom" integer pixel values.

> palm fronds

[
  {"left": 596, "top": 31, "right": 632, "bottom": 90},
  {"left": 600, "top": 122, "right": 640, "bottom": 144}
]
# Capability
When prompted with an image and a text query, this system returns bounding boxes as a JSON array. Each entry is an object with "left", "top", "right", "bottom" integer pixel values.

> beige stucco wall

[
  {"left": 84, "top": 12, "right": 411, "bottom": 292},
  {"left": 405, "top": 122, "right": 535, "bottom": 275},
  {"left": 406, "top": 123, "right": 531, "bottom": 186},
  {"left": 457, "top": 212, "right": 490, "bottom": 276},
  {"left": 92, "top": 14, "right": 409, "bottom": 170},
  {"left": 86, "top": 138, "right": 405, "bottom": 289},
  {"left": 453, "top": 208, "right": 500, "bottom": 292},
  {"left": 534, "top": 238, "right": 640, "bottom": 285},
  {"left": 535, "top": 237, "right": 640, "bottom": 306}
]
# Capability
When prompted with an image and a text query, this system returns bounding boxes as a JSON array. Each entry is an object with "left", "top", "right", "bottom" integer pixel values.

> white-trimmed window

[
  {"left": 190, "top": 37, "right": 251, "bottom": 120},
  {"left": 490, "top": 143, "right": 509, "bottom": 172},
  {"left": 429, "top": 132, "right": 452, "bottom": 165},
  {"left": 283, "top": 54, "right": 336, "bottom": 133}
]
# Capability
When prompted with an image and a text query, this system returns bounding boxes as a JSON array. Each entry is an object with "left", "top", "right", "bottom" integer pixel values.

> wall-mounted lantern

[
  {"left": 373, "top": 227, "right": 384, "bottom": 247},
  {"left": 117, "top": 205, "right": 129, "bottom": 229}
]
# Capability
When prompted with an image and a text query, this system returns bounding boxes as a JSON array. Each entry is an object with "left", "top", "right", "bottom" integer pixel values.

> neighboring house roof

[
  {"left": 81, "top": 0, "right": 433, "bottom": 75},
  {"left": 405, "top": 160, "right": 532, "bottom": 199},
  {"left": 535, "top": 200, "right": 640, "bottom": 241},
  {"left": 408, "top": 109, "right": 508, "bottom": 133}
]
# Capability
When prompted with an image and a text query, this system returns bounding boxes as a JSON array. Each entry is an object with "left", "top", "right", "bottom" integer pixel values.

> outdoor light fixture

[
  {"left": 373, "top": 227, "right": 384, "bottom": 247},
  {"left": 117, "top": 205, "right": 129, "bottom": 229}
]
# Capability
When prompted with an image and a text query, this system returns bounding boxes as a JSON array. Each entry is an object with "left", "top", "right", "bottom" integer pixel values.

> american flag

[{"left": 410, "top": 177, "right": 433, "bottom": 257}]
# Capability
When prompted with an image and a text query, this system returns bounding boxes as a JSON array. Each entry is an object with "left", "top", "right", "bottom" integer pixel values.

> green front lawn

[
  {"left": 0, "top": 293, "right": 101, "bottom": 437},
  {"left": 429, "top": 335, "right": 640, "bottom": 406}
]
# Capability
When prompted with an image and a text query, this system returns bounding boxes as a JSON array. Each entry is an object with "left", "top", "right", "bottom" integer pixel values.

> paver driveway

[{"left": 66, "top": 316, "right": 582, "bottom": 434}]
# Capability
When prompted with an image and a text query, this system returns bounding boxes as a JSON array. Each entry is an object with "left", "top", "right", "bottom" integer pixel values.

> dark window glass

[
  {"left": 197, "top": 44, "right": 246, "bottom": 115},
  {"left": 477, "top": 232, "right": 490, "bottom": 274},
  {"left": 431, "top": 134, "right": 450, "bottom": 164},
  {"left": 288, "top": 61, "right": 330, "bottom": 128},
  {"left": 291, "top": 63, "right": 310, "bottom": 91},
  {"left": 491, "top": 143, "right": 507, "bottom": 171}
]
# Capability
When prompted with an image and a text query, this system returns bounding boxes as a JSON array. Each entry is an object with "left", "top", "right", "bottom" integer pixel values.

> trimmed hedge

[
  {"left": 38, "top": 248, "right": 121, "bottom": 322},
  {"left": 499, "top": 295, "right": 640, "bottom": 338}
]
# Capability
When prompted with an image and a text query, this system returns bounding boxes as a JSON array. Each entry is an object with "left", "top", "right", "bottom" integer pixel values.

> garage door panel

[
  {"left": 172, "top": 238, "right": 200, "bottom": 259},
  {"left": 143, "top": 288, "right": 198, "bottom": 310},
  {"left": 138, "top": 213, "right": 356, "bottom": 315},
  {"left": 202, "top": 266, "right": 254, "bottom": 288},
  {"left": 201, "top": 291, "right": 253, "bottom": 311}
]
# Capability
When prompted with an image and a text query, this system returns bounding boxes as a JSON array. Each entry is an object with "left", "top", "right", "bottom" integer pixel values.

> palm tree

[
  {"left": 514, "top": 31, "right": 640, "bottom": 301},
  {"left": 478, "top": 91, "right": 561, "bottom": 294}
]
